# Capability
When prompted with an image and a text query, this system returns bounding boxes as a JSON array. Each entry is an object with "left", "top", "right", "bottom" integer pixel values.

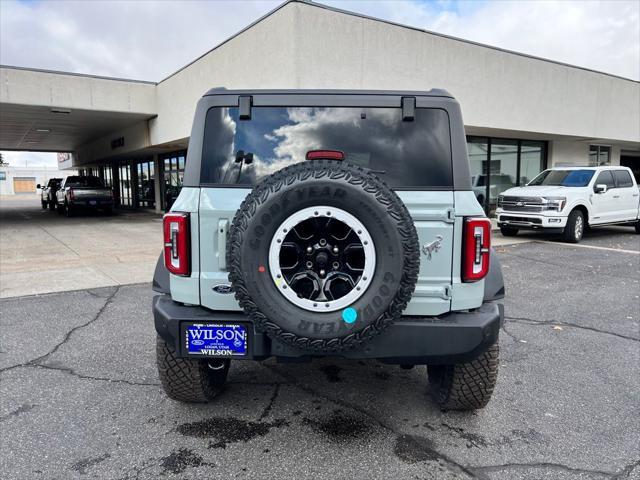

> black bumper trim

[{"left": 153, "top": 296, "right": 503, "bottom": 365}]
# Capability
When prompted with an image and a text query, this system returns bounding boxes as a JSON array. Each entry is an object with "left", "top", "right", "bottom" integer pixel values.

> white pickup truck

[{"left": 496, "top": 166, "right": 640, "bottom": 243}]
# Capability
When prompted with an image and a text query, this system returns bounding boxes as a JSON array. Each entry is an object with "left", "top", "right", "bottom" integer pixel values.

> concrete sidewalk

[{"left": 0, "top": 195, "right": 162, "bottom": 298}]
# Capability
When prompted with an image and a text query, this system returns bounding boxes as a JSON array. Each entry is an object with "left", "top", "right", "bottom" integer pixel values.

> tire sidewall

[{"left": 228, "top": 163, "right": 419, "bottom": 351}]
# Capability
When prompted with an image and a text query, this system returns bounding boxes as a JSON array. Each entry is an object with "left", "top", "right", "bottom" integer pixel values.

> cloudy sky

[{"left": 1, "top": 0, "right": 639, "bottom": 167}]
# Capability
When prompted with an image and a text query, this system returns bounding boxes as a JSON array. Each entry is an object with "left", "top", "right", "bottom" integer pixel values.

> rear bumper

[
  {"left": 70, "top": 199, "right": 113, "bottom": 208},
  {"left": 153, "top": 295, "right": 503, "bottom": 365}
]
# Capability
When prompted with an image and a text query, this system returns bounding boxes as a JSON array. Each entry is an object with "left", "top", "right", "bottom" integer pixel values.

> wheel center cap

[{"left": 315, "top": 251, "right": 329, "bottom": 267}]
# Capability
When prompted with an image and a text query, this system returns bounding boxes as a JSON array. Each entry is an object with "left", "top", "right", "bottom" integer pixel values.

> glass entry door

[
  {"left": 136, "top": 160, "right": 155, "bottom": 209},
  {"left": 118, "top": 163, "right": 133, "bottom": 207},
  {"left": 162, "top": 152, "right": 186, "bottom": 211}
]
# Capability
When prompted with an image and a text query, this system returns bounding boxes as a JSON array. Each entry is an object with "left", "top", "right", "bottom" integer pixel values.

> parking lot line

[{"left": 535, "top": 240, "right": 640, "bottom": 255}]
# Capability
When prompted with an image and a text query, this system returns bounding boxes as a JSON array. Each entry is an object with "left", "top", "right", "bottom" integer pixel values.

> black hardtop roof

[{"left": 203, "top": 88, "right": 454, "bottom": 99}]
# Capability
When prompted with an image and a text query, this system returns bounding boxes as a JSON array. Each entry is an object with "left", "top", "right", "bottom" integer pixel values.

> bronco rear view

[{"left": 152, "top": 89, "right": 505, "bottom": 411}]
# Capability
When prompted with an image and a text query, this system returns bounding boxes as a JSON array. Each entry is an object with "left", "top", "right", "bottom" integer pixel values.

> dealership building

[{"left": 0, "top": 0, "right": 638, "bottom": 213}]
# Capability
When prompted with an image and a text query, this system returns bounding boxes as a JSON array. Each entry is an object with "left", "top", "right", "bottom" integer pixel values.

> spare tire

[{"left": 227, "top": 160, "right": 419, "bottom": 353}]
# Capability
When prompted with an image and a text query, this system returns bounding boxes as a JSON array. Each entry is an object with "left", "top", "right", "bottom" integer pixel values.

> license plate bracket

[{"left": 181, "top": 322, "right": 248, "bottom": 358}]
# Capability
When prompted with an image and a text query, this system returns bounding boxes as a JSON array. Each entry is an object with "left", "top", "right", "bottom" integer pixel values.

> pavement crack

[
  {"left": 0, "top": 287, "right": 120, "bottom": 375},
  {"left": 258, "top": 383, "right": 280, "bottom": 421},
  {"left": 471, "top": 461, "right": 614, "bottom": 478},
  {"left": 31, "top": 363, "right": 160, "bottom": 387},
  {"left": 0, "top": 403, "right": 37, "bottom": 422},
  {"left": 263, "top": 363, "right": 478, "bottom": 479},
  {"left": 613, "top": 459, "right": 640, "bottom": 479},
  {"left": 506, "top": 315, "right": 639, "bottom": 342},
  {"left": 35, "top": 286, "right": 120, "bottom": 365}
]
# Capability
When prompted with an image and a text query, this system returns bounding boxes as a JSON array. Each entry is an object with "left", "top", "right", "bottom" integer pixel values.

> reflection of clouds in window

[{"left": 202, "top": 106, "right": 452, "bottom": 187}]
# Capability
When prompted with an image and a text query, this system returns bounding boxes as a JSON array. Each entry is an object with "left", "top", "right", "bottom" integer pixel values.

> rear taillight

[
  {"left": 462, "top": 217, "right": 491, "bottom": 282},
  {"left": 69, "top": 189, "right": 75, "bottom": 201},
  {"left": 163, "top": 212, "right": 190, "bottom": 276}
]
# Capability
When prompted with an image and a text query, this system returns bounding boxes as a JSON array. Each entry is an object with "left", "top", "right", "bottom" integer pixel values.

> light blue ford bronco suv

[{"left": 152, "top": 89, "right": 505, "bottom": 410}]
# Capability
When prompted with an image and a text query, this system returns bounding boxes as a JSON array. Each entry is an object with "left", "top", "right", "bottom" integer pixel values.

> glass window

[
  {"left": 488, "top": 140, "right": 518, "bottom": 215},
  {"left": 520, "top": 141, "right": 545, "bottom": 185},
  {"left": 468, "top": 137, "right": 488, "bottom": 207},
  {"left": 137, "top": 160, "right": 155, "bottom": 208},
  {"left": 529, "top": 169, "right": 594, "bottom": 187},
  {"left": 119, "top": 163, "right": 132, "bottom": 206},
  {"left": 613, "top": 170, "right": 633, "bottom": 188},
  {"left": 589, "top": 146, "right": 611, "bottom": 166},
  {"left": 201, "top": 106, "right": 453, "bottom": 188},
  {"left": 161, "top": 151, "right": 186, "bottom": 211},
  {"left": 595, "top": 170, "right": 615, "bottom": 188},
  {"left": 64, "top": 176, "right": 105, "bottom": 187}
]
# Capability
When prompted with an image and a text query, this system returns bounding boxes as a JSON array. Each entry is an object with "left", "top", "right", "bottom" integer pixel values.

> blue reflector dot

[{"left": 342, "top": 307, "right": 357, "bottom": 324}]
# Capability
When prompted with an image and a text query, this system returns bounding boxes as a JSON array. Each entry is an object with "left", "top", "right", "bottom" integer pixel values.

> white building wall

[
  {"left": 0, "top": 166, "right": 77, "bottom": 195},
  {"left": 150, "top": 1, "right": 639, "bottom": 148},
  {"left": 0, "top": 67, "right": 156, "bottom": 114}
]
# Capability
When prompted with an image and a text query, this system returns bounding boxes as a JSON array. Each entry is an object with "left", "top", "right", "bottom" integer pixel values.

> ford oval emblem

[
  {"left": 192, "top": 339, "right": 204, "bottom": 346},
  {"left": 212, "top": 284, "right": 233, "bottom": 294}
]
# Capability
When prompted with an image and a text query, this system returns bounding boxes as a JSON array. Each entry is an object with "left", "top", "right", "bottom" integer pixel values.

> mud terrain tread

[
  {"left": 428, "top": 343, "right": 499, "bottom": 410},
  {"left": 226, "top": 160, "right": 420, "bottom": 353},
  {"left": 156, "top": 336, "right": 228, "bottom": 403}
]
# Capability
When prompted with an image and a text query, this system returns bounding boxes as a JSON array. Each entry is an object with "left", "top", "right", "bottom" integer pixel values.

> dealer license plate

[{"left": 183, "top": 323, "right": 248, "bottom": 357}]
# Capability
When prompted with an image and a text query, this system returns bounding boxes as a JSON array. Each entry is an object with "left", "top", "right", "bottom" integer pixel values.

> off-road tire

[
  {"left": 428, "top": 343, "right": 499, "bottom": 410},
  {"left": 499, "top": 226, "right": 519, "bottom": 237},
  {"left": 156, "top": 335, "right": 229, "bottom": 403},
  {"left": 227, "top": 160, "right": 420, "bottom": 354},
  {"left": 635, "top": 221, "right": 640, "bottom": 234},
  {"left": 562, "top": 209, "right": 585, "bottom": 243}
]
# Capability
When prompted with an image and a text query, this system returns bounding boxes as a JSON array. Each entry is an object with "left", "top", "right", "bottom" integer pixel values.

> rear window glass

[
  {"left": 201, "top": 106, "right": 452, "bottom": 188},
  {"left": 613, "top": 170, "right": 634, "bottom": 188},
  {"left": 65, "top": 176, "right": 105, "bottom": 188}
]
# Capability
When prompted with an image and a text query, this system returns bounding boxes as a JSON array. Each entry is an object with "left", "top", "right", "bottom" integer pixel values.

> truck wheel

[
  {"left": 562, "top": 209, "right": 585, "bottom": 243},
  {"left": 227, "top": 160, "right": 420, "bottom": 354},
  {"left": 499, "top": 226, "right": 519, "bottom": 237},
  {"left": 635, "top": 221, "right": 640, "bottom": 234},
  {"left": 428, "top": 343, "right": 499, "bottom": 410},
  {"left": 156, "top": 335, "right": 230, "bottom": 403}
]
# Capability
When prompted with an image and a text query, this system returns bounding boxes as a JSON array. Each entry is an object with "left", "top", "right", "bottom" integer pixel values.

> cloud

[
  {"left": 0, "top": 0, "right": 637, "bottom": 81},
  {"left": 0, "top": 0, "right": 280, "bottom": 80},
  {"left": 0, "top": 151, "right": 59, "bottom": 168}
]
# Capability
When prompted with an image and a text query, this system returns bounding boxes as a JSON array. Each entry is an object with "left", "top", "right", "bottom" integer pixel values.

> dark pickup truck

[
  {"left": 38, "top": 178, "right": 62, "bottom": 211},
  {"left": 56, "top": 175, "right": 114, "bottom": 216}
]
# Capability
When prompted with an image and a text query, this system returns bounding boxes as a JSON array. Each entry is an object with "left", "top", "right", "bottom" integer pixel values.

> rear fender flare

[
  {"left": 483, "top": 248, "right": 505, "bottom": 301},
  {"left": 152, "top": 253, "right": 170, "bottom": 294}
]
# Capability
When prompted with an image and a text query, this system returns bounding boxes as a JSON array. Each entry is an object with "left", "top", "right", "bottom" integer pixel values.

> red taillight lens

[
  {"left": 306, "top": 150, "right": 345, "bottom": 161},
  {"left": 462, "top": 217, "right": 491, "bottom": 282},
  {"left": 163, "top": 212, "right": 190, "bottom": 276},
  {"left": 69, "top": 189, "right": 75, "bottom": 201}
]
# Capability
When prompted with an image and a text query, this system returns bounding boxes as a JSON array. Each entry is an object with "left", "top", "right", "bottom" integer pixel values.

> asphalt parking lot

[{"left": 1, "top": 216, "right": 639, "bottom": 479}]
